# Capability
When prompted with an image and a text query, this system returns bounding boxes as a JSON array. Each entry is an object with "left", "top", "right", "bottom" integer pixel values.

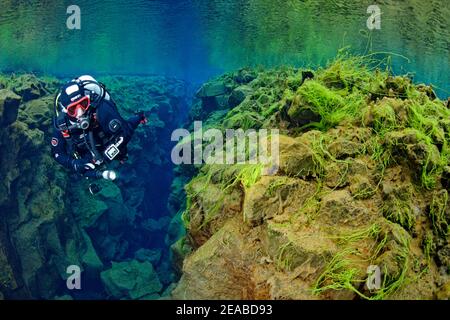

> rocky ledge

[
  {"left": 0, "top": 73, "right": 189, "bottom": 299},
  {"left": 172, "top": 54, "right": 450, "bottom": 300}
]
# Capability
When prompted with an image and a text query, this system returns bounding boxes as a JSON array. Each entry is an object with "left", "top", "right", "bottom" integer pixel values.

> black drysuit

[{"left": 51, "top": 98, "right": 141, "bottom": 177}]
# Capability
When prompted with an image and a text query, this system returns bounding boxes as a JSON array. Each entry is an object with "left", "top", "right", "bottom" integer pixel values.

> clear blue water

[
  {"left": 0, "top": 0, "right": 448, "bottom": 95},
  {"left": 0, "top": 0, "right": 449, "bottom": 299}
]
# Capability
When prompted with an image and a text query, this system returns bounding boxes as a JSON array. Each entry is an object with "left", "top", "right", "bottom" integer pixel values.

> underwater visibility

[{"left": 0, "top": 0, "right": 449, "bottom": 301}]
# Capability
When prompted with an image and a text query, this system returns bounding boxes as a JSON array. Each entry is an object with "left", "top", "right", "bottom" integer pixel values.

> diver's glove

[
  {"left": 72, "top": 159, "right": 96, "bottom": 174},
  {"left": 135, "top": 110, "right": 148, "bottom": 125}
]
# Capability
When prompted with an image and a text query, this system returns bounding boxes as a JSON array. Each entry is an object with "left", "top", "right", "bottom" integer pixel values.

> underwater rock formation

[
  {"left": 1, "top": 54, "right": 448, "bottom": 300},
  {"left": 173, "top": 55, "right": 450, "bottom": 300},
  {"left": 0, "top": 73, "right": 189, "bottom": 299},
  {"left": 100, "top": 260, "right": 162, "bottom": 300}
]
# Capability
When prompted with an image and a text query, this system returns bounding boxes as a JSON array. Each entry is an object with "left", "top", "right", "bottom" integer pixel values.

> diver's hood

[
  {"left": 55, "top": 75, "right": 110, "bottom": 115},
  {"left": 54, "top": 75, "right": 112, "bottom": 132}
]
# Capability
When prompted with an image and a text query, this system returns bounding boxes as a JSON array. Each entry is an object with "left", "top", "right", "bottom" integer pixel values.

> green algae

[
  {"left": 213, "top": 52, "right": 447, "bottom": 191},
  {"left": 182, "top": 163, "right": 263, "bottom": 230},
  {"left": 422, "top": 232, "right": 436, "bottom": 265},
  {"left": 313, "top": 222, "right": 411, "bottom": 300},
  {"left": 381, "top": 185, "right": 415, "bottom": 232},
  {"left": 178, "top": 52, "right": 449, "bottom": 300},
  {"left": 428, "top": 189, "right": 449, "bottom": 237}
]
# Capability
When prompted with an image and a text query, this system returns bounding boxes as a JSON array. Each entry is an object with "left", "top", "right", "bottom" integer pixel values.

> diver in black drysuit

[{"left": 51, "top": 75, "right": 146, "bottom": 190}]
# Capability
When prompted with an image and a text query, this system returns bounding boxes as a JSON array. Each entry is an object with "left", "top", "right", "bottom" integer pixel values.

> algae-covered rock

[
  {"left": 442, "top": 166, "right": 450, "bottom": 190},
  {"left": 436, "top": 245, "right": 450, "bottom": 272},
  {"left": 228, "top": 85, "right": 253, "bottom": 107},
  {"left": 318, "top": 190, "right": 371, "bottom": 227},
  {"left": 349, "top": 174, "right": 375, "bottom": 199},
  {"left": 0, "top": 73, "right": 190, "bottom": 299},
  {"left": 324, "top": 161, "right": 349, "bottom": 188},
  {"left": 10, "top": 74, "right": 49, "bottom": 101},
  {"left": 170, "top": 237, "right": 192, "bottom": 274},
  {"left": 328, "top": 138, "right": 361, "bottom": 159},
  {"left": 278, "top": 135, "right": 320, "bottom": 178},
  {"left": 100, "top": 260, "right": 162, "bottom": 300},
  {"left": 185, "top": 172, "right": 243, "bottom": 247},
  {"left": 172, "top": 218, "right": 258, "bottom": 299},
  {"left": 166, "top": 209, "right": 186, "bottom": 248},
  {"left": 243, "top": 176, "right": 316, "bottom": 226},
  {"left": 385, "top": 129, "right": 441, "bottom": 167},
  {"left": 176, "top": 55, "right": 449, "bottom": 300},
  {"left": 234, "top": 68, "right": 257, "bottom": 84},
  {"left": 436, "top": 281, "right": 450, "bottom": 300},
  {"left": 287, "top": 80, "right": 344, "bottom": 127},
  {"left": 196, "top": 80, "right": 230, "bottom": 98},
  {"left": 265, "top": 219, "right": 337, "bottom": 273},
  {"left": 0, "top": 89, "right": 21, "bottom": 126}
]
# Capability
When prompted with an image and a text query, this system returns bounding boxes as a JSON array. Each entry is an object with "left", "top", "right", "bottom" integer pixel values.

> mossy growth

[
  {"left": 179, "top": 51, "right": 449, "bottom": 299},
  {"left": 275, "top": 242, "right": 297, "bottom": 272},
  {"left": 286, "top": 51, "right": 450, "bottom": 190},
  {"left": 265, "top": 177, "right": 289, "bottom": 197},
  {"left": 428, "top": 189, "right": 449, "bottom": 237},
  {"left": 313, "top": 222, "right": 411, "bottom": 300},
  {"left": 422, "top": 232, "right": 436, "bottom": 265},
  {"left": 361, "top": 96, "right": 449, "bottom": 190},
  {"left": 381, "top": 202, "right": 415, "bottom": 232},
  {"left": 317, "top": 51, "right": 385, "bottom": 91},
  {"left": 381, "top": 186, "right": 415, "bottom": 232},
  {"left": 182, "top": 163, "right": 263, "bottom": 230}
]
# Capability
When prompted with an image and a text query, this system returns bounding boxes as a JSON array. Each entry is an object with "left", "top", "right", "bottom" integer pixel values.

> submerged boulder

[
  {"left": 172, "top": 218, "right": 256, "bottom": 299},
  {"left": 196, "top": 80, "right": 230, "bottom": 98},
  {"left": 134, "top": 248, "right": 162, "bottom": 265},
  {"left": 228, "top": 85, "right": 253, "bottom": 108},
  {"left": 100, "top": 260, "right": 162, "bottom": 300},
  {"left": 243, "top": 176, "right": 316, "bottom": 226},
  {"left": 176, "top": 56, "right": 449, "bottom": 300},
  {"left": 0, "top": 89, "right": 21, "bottom": 126},
  {"left": 10, "top": 75, "right": 49, "bottom": 102}
]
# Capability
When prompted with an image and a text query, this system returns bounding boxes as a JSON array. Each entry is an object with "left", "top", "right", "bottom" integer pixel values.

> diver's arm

[
  {"left": 51, "top": 130, "right": 73, "bottom": 170},
  {"left": 51, "top": 129, "right": 95, "bottom": 174},
  {"left": 97, "top": 100, "right": 143, "bottom": 144},
  {"left": 127, "top": 114, "right": 144, "bottom": 131}
]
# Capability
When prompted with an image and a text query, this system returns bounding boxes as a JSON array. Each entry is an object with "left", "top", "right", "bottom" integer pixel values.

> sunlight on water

[
  {"left": 193, "top": 0, "right": 449, "bottom": 94},
  {"left": 0, "top": 0, "right": 448, "bottom": 93}
]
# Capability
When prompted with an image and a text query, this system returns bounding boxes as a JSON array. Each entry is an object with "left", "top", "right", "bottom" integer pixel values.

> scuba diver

[{"left": 51, "top": 75, "right": 147, "bottom": 194}]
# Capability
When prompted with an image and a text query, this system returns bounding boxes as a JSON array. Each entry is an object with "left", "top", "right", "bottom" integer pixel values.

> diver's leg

[{"left": 83, "top": 170, "right": 100, "bottom": 179}]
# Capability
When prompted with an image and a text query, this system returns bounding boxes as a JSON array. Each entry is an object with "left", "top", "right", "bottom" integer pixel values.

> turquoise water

[
  {"left": 0, "top": 0, "right": 449, "bottom": 300},
  {"left": 0, "top": 0, "right": 448, "bottom": 95}
]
